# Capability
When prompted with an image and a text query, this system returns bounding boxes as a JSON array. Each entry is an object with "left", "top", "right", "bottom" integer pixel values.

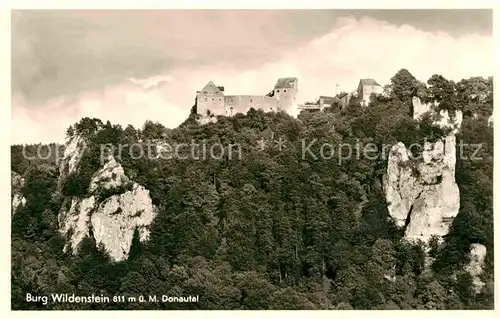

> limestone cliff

[
  {"left": 383, "top": 97, "right": 462, "bottom": 243},
  {"left": 57, "top": 135, "right": 157, "bottom": 262},
  {"left": 412, "top": 96, "right": 463, "bottom": 134},
  {"left": 59, "top": 134, "right": 87, "bottom": 177},
  {"left": 11, "top": 171, "right": 26, "bottom": 215},
  {"left": 465, "top": 243, "right": 487, "bottom": 293},
  {"left": 197, "top": 114, "right": 218, "bottom": 125}
]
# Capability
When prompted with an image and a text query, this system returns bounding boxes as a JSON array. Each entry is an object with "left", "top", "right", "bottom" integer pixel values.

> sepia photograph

[{"left": 9, "top": 7, "right": 494, "bottom": 311}]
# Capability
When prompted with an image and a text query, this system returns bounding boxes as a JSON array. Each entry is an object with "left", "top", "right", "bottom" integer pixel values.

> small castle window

[
  {"left": 277, "top": 90, "right": 280, "bottom": 93},
  {"left": 212, "top": 98, "right": 215, "bottom": 101},
  {"left": 205, "top": 98, "right": 207, "bottom": 101},
  {"left": 284, "top": 89, "right": 287, "bottom": 92},
  {"left": 250, "top": 99, "right": 253, "bottom": 102}
]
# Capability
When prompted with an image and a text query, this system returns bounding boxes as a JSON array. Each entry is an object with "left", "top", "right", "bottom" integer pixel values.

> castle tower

[
  {"left": 196, "top": 81, "right": 225, "bottom": 116},
  {"left": 273, "top": 77, "right": 298, "bottom": 111},
  {"left": 357, "top": 79, "right": 383, "bottom": 106}
]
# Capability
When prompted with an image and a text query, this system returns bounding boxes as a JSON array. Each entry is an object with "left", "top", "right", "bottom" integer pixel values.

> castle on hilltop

[
  {"left": 195, "top": 76, "right": 384, "bottom": 118},
  {"left": 196, "top": 77, "right": 298, "bottom": 117},
  {"left": 357, "top": 79, "right": 383, "bottom": 106},
  {"left": 297, "top": 78, "right": 383, "bottom": 111}
]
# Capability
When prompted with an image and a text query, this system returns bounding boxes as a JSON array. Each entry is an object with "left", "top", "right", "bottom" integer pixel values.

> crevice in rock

[
  {"left": 88, "top": 220, "right": 94, "bottom": 240},
  {"left": 404, "top": 205, "right": 413, "bottom": 229},
  {"left": 436, "top": 175, "right": 443, "bottom": 184},
  {"left": 111, "top": 207, "right": 123, "bottom": 215},
  {"left": 404, "top": 190, "right": 423, "bottom": 230},
  {"left": 131, "top": 209, "right": 144, "bottom": 217}
]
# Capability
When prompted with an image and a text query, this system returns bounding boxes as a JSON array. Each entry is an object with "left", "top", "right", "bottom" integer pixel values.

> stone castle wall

[
  {"left": 224, "top": 95, "right": 278, "bottom": 115},
  {"left": 359, "top": 85, "right": 383, "bottom": 106},
  {"left": 197, "top": 91, "right": 225, "bottom": 116},
  {"left": 196, "top": 78, "right": 297, "bottom": 118},
  {"left": 273, "top": 87, "right": 297, "bottom": 111}
]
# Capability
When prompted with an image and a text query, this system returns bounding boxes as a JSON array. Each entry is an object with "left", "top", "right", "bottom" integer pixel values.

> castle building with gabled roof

[
  {"left": 196, "top": 77, "right": 298, "bottom": 117},
  {"left": 358, "top": 78, "right": 383, "bottom": 106}
]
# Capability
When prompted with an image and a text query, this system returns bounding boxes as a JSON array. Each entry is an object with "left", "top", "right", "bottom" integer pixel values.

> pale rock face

[
  {"left": 383, "top": 143, "right": 422, "bottom": 227},
  {"left": 91, "top": 184, "right": 156, "bottom": 261},
  {"left": 465, "top": 243, "right": 487, "bottom": 293},
  {"left": 89, "top": 155, "right": 129, "bottom": 193},
  {"left": 385, "top": 137, "right": 460, "bottom": 243},
  {"left": 435, "top": 109, "right": 463, "bottom": 134},
  {"left": 59, "top": 135, "right": 87, "bottom": 176},
  {"left": 412, "top": 97, "right": 463, "bottom": 134},
  {"left": 59, "top": 196, "right": 95, "bottom": 253},
  {"left": 11, "top": 171, "right": 26, "bottom": 215},
  {"left": 57, "top": 137, "right": 157, "bottom": 262},
  {"left": 12, "top": 194, "right": 27, "bottom": 214},
  {"left": 383, "top": 98, "right": 462, "bottom": 243},
  {"left": 412, "top": 96, "right": 434, "bottom": 120},
  {"left": 197, "top": 116, "right": 218, "bottom": 125}
]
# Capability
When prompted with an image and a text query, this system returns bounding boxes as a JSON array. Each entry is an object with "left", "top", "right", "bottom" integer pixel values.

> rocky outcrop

[
  {"left": 59, "top": 196, "right": 95, "bottom": 253},
  {"left": 384, "top": 137, "right": 460, "bottom": 242},
  {"left": 58, "top": 135, "right": 157, "bottom": 262},
  {"left": 197, "top": 115, "right": 218, "bottom": 125},
  {"left": 91, "top": 184, "right": 156, "bottom": 261},
  {"left": 465, "top": 243, "right": 487, "bottom": 293},
  {"left": 383, "top": 143, "right": 421, "bottom": 227},
  {"left": 11, "top": 171, "right": 26, "bottom": 215},
  {"left": 89, "top": 155, "right": 129, "bottom": 193},
  {"left": 412, "top": 96, "right": 434, "bottom": 120},
  {"left": 59, "top": 135, "right": 87, "bottom": 177},
  {"left": 383, "top": 97, "right": 462, "bottom": 243},
  {"left": 412, "top": 97, "right": 463, "bottom": 134}
]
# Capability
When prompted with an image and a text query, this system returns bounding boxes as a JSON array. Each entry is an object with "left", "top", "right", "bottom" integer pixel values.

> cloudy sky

[{"left": 11, "top": 9, "right": 493, "bottom": 144}]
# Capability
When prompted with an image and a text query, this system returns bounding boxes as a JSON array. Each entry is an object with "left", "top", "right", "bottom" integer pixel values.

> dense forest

[{"left": 11, "top": 70, "right": 493, "bottom": 310}]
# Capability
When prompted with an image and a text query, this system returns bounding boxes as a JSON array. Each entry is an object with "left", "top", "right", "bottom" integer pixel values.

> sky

[{"left": 11, "top": 9, "right": 493, "bottom": 144}]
